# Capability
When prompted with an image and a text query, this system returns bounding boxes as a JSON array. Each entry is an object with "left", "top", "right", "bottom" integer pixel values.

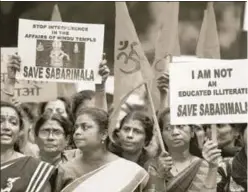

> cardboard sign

[
  {"left": 17, "top": 19, "right": 104, "bottom": 83},
  {"left": 170, "top": 59, "right": 248, "bottom": 124}
]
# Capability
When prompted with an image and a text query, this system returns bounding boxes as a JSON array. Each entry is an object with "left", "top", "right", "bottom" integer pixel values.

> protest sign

[
  {"left": 170, "top": 59, "right": 248, "bottom": 125},
  {"left": 1, "top": 47, "right": 57, "bottom": 103},
  {"left": 17, "top": 19, "right": 104, "bottom": 83}
]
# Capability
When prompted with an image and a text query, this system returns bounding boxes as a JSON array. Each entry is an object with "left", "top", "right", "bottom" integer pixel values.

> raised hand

[
  {"left": 202, "top": 139, "right": 221, "bottom": 168},
  {"left": 7, "top": 53, "right": 21, "bottom": 79},
  {"left": 157, "top": 72, "right": 169, "bottom": 94},
  {"left": 98, "top": 58, "right": 110, "bottom": 84},
  {"left": 156, "top": 151, "right": 173, "bottom": 177}
]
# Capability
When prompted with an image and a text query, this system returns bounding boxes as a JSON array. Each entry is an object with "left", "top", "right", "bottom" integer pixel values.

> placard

[
  {"left": 17, "top": 19, "right": 104, "bottom": 83},
  {"left": 170, "top": 59, "right": 248, "bottom": 124}
]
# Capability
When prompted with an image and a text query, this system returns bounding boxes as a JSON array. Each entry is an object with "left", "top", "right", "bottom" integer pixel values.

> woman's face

[
  {"left": 44, "top": 100, "right": 67, "bottom": 118},
  {"left": 212, "top": 124, "right": 238, "bottom": 148},
  {"left": 36, "top": 120, "right": 67, "bottom": 155},
  {"left": 162, "top": 113, "right": 192, "bottom": 149},
  {"left": 0, "top": 107, "right": 21, "bottom": 147},
  {"left": 73, "top": 114, "right": 104, "bottom": 150},
  {"left": 118, "top": 119, "right": 146, "bottom": 153}
]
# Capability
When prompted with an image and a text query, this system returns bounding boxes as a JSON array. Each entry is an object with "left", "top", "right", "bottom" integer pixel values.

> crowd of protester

[{"left": 1, "top": 54, "right": 247, "bottom": 192}]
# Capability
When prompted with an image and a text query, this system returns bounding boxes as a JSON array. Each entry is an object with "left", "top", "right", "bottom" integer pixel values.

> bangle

[{"left": 1, "top": 89, "right": 14, "bottom": 97}]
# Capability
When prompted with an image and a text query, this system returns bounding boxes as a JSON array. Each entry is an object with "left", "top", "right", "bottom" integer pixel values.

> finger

[
  {"left": 101, "top": 59, "right": 107, "bottom": 65},
  {"left": 205, "top": 143, "right": 219, "bottom": 153},
  {"left": 157, "top": 82, "right": 169, "bottom": 87},
  {"left": 206, "top": 149, "right": 221, "bottom": 156},
  {"left": 157, "top": 75, "right": 169, "bottom": 82},
  {"left": 160, "top": 151, "right": 170, "bottom": 157},
  {"left": 208, "top": 153, "right": 221, "bottom": 162}
]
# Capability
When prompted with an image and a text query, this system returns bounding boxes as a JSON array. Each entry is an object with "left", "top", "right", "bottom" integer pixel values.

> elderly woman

[
  {"left": 34, "top": 112, "right": 75, "bottom": 166},
  {"left": 59, "top": 107, "right": 148, "bottom": 192},
  {"left": 144, "top": 108, "right": 221, "bottom": 192},
  {"left": 1, "top": 101, "right": 56, "bottom": 192}
]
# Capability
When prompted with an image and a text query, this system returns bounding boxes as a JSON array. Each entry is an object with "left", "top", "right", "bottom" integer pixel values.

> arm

[
  {"left": 157, "top": 72, "right": 169, "bottom": 115},
  {"left": 201, "top": 140, "right": 222, "bottom": 192},
  {"left": 200, "top": 166, "right": 218, "bottom": 192},
  {"left": 144, "top": 153, "right": 172, "bottom": 192},
  {"left": 94, "top": 59, "right": 110, "bottom": 111}
]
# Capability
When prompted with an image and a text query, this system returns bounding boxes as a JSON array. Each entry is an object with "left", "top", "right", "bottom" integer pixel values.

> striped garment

[{"left": 1, "top": 156, "right": 55, "bottom": 192}]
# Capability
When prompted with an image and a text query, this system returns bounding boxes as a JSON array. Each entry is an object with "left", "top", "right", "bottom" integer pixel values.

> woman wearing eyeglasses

[{"left": 34, "top": 112, "right": 75, "bottom": 166}]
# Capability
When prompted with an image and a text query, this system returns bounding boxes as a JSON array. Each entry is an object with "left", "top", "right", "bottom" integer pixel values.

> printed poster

[
  {"left": 17, "top": 19, "right": 104, "bottom": 83},
  {"left": 170, "top": 59, "right": 248, "bottom": 125},
  {"left": 1, "top": 47, "right": 57, "bottom": 103}
]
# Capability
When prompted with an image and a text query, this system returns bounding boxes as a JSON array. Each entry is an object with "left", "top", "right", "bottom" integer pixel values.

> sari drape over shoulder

[
  {"left": 61, "top": 158, "right": 149, "bottom": 192},
  {"left": 1, "top": 156, "right": 56, "bottom": 192},
  {"left": 147, "top": 158, "right": 210, "bottom": 192}
]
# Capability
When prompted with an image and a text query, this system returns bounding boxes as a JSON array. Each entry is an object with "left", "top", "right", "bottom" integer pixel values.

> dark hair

[
  {"left": 72, "top": 90, "right": 95, "bottom": 117},
  {"left": 1, "top": 101, "right": 24, "bottom": 131},
  {"left": 119, "top": 110, "right": 154, "bottom": 146},
  {"left": 34, "top": 112, "right": 73, "bottom": 137},
  {"left": 39, "top": 97, "right": 74, "bottom": 124},
  {"left": 76, "top": 107, "right": 108, "bottom": 133},
  {"left": 158, "top": 108, "right": 202, "bottom": 157},
  {"left": 1, "top": 101, "right": 24, "bottom": 152},
  {"left": 237, "top": 123, "right": 247, "bottom": 136},
  {"left": 20, "top": 102, "right": 38, "bottom": 123}
]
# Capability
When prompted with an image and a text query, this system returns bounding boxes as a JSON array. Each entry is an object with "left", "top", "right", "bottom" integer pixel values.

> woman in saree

[
  {"left": 144, "top": 108, "right": 222, "bottom": 192},
  {"left": 217, "top": 123, "right": 247, "bottom": 192},
  {"left": 109, "top": 109, "right": 154, "bottom": 167},
  {"left": 1, "top": 101, "right": 56, "bottom": 192},
  {"left": 34, "top": 112, "right": 75, "bottom": 166},
  {"left": 60, "top": 107, "right": 149, "bottom": 192}
]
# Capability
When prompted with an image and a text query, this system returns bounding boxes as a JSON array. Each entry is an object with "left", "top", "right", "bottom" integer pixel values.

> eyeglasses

[{"left": 39, "top": 129, "right": 65, "bottom": 138}]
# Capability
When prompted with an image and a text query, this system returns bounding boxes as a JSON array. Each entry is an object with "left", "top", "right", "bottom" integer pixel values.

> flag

[
  {"left": 196, "top": 2, "right": 220, "bottom": 59},
  {"left": 51, "top": 4, "right": 77, "bottom": 99},
  {"left": 109, "top": 2, "right": 153, "bottom": 141},
  {"left": 151, "top": 2, "right": 180, "bottom": 110}
]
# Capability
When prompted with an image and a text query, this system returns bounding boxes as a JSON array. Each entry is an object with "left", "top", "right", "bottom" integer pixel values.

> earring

[{"left": 101, "top": 139, "right": 105, "bottom": 144}]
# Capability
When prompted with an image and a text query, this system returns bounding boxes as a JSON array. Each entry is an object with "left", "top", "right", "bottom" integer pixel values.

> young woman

[
  {"left": 60, "top": 107, "right": 149, "bottom": 192},
  {"left": 109, "top": 110, "right": 154, "bottom": 167},
  {"left": 1, "top": 101, "right": 56, "bottom": 192},
  {"left": 144, "top": 108, "right": 221, "bottom": 192}
]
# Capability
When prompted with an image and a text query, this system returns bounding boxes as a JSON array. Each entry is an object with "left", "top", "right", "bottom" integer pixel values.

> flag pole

[{"left": 144, "top": 81, "right": 166, "bottom": 153}]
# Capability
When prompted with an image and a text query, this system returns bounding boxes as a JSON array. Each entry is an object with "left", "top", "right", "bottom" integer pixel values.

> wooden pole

[{"left": 145, "top": 82, "right": 166, "bottom": 153}]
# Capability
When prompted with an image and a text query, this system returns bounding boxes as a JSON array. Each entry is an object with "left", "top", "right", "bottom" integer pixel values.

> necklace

[{"left": 173, "top": 156, "right": 194, "bottom": 173}]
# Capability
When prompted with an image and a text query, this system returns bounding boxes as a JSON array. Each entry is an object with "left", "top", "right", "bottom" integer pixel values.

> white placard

[
  {"left": 17, "top": 19, "right": 104, "bottom": 83},
  {"left": 170, "top": 59, "right": 248, "bottom": 125},
  {"left": 1, "top": 47, "right": 57, "bottom": 103}
]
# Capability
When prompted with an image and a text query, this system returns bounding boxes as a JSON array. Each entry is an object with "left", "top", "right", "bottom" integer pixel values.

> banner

[
  {"left": 196, "top": 2, "right": 220, "bottom": 59},
  {"left": 17, "top": 18, "right": 104, "bottom": 83},
  {"left": 1, "top": 47, "right": 57, "bottom": 103},
  {"left": 170, "top": 59, "right": 248, "bottom": 125}
]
